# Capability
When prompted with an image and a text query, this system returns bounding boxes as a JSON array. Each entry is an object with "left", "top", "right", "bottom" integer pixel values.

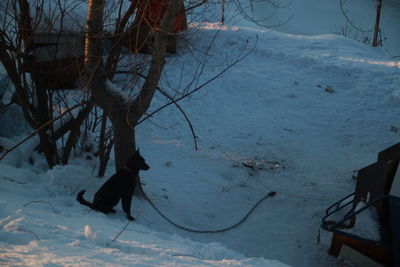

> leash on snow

[
  {"left": 144, "top": 190, "right": 277, "bottom": 233},
  {"left": 113, "top": 190, "right": 277, "bottom": 241}
]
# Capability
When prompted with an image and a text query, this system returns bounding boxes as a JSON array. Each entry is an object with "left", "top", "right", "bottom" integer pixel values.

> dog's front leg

[{"left": 121, "top": 194, "right": 135, "bottom": 221}]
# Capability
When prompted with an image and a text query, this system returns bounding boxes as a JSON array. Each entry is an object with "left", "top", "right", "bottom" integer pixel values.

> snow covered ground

[
  {"left": 252, "top": 0, "right": 400, "bottom": 57},
  {"left": 1, "top": 2, "right": 400, "bottom": 267}
]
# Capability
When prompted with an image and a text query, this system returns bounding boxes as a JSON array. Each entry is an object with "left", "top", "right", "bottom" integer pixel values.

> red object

[{"left": 135, "top": 0, "right": 187, "bottom": 33}]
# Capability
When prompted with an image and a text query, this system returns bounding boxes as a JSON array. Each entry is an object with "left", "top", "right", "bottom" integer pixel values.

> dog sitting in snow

[{"left": 77, "top": 149, "right": 150, "bottom": 221}]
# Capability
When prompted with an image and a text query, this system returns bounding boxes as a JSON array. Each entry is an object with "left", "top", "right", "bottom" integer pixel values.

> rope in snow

[
  {"left": 142, "top": 190, "right": 277, "bottom": 234},
  {"left": 112, "top": 220, "right": 132, "bottom": 242},
  {"left": 112, "top": 190, "right": 277, "bottom": 242}
]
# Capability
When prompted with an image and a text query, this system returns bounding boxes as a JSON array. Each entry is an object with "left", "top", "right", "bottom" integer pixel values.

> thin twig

[
  {"left": 135, "top": 72, "right": 199, "bottom": 151},
  {"left": 339, "top": 0, "right": 373, "bottom": 33},
  {"left": 185, "top": 0, "right": 208, "bottom": 12},
  {"left": 233, "top": 0, "right": 293, "bottom": 28},
  {"left": 157, "top": 87, "right": 199, "bottom": 150},
  {"left": 136, "top": 36, "right": 258, "bottom": 126}
]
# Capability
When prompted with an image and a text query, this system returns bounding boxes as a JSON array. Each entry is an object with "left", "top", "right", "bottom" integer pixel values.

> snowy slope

[
  {"left": 136, "top": 23, "right": 400, "bottom": 266},
  {"left": 1, "top": 12, "right": 400, "bottom": 267},
  {"left": 252, "top": 0, "right": 400, "bottom": 57}
]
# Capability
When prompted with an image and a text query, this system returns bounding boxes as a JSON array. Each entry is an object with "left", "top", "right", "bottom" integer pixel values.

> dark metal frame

[{"left": 321, "top": 193, "right": 391, "bottom": 247}]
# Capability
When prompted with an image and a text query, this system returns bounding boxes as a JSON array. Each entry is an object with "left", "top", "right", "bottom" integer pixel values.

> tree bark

[
  {"left": 84, "top": 0, "right": 183, "bottom": 172},
  {"left": 110, "top": 110, "right": 136, "bottom": 171},
  {"left": 17, "top": 0, "right": 58, "bottom": 167},
  {"left": 372, "top": 0, "right": 382, "bottom": 47},
  {"left": 61, "top": 102, "right": 94, "bottom": 164},
  {"left": 97, "top": 112, "right": 109, "bottom": 177}
]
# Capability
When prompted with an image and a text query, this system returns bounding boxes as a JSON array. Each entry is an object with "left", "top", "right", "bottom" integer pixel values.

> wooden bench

[{"left": 321, "top": 143, "right": 400, "bottom": 267}]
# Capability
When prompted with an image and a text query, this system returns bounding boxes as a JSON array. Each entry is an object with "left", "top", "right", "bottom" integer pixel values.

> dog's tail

[{"left": 77, "top": 190, "right": 93, "bottom": 208}]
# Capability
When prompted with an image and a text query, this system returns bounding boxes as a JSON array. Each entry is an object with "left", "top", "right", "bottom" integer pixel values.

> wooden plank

[
  {"left": 328, "top": 232, "right": 393, "bottom": 266},
  {"left": 353, "top": 160, "right": 397, "bottom": 219},
  {"left": 390, "top": 164, "right": 400, "bottom": 198},
  {"left": 389, "top": 197, "right": 400, "bottom": 267},
  {"left": 339, "top": 245, "right": 384, "bottom": 267},
  {"left": 378, "top": 143, "right": 400, "bottom": 162}
]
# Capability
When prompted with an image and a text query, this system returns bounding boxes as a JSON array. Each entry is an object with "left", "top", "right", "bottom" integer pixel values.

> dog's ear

[{"left": 136, "top": 147, "right": 140, "bottom": 154}]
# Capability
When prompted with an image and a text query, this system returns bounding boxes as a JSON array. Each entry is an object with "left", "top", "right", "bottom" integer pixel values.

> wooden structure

[
  {"left": 321, "top": 143, "right": 400, "bottom": 266},
  {"left": 25, "top": 32, "right": 85, "bottom": 90},
  {"left": 389, "top": 196, "right": 400, "bottom": 266},
  {"left": 128, "top": 0, "right": 188, "bottom": 53},
  {"left": 23, "top": 1, "right": 188, "bottom": 90},
  {"left": 329, "top": 232, "right": 392, "bottom": 266}
]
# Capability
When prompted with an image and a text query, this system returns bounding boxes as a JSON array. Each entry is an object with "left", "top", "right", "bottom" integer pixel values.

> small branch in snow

[
  {"left": 19, "top": 228, "right": 40, "bottom": 240},
  {"left": 2, "top": 177, "right": 27, "bottom": 184},
  {"left": 24, "top": 200, "right": 57, "bottom": 213}
]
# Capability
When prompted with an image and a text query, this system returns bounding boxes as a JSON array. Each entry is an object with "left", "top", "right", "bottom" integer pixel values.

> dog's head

[{"left": 126, "top": 149, "right": 150, "bottom": 171}]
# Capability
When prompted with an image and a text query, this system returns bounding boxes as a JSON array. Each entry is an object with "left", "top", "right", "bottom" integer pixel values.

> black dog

[{"left": 77, "top": 149, "right": 150, "bottom": 221}]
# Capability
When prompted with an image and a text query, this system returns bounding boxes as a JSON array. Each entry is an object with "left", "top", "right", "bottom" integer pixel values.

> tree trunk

[
  {"left": 84, "top": 0, "right": 183, "bottom": 175},
  {"left": 84, "top": 0, "right": 104, "bottom": 69},
  {"left": 372, "top": 0, "right": 382, "bottom": 47},
  {"left": 111, "top": 110, "right": 136, "bottom": 170},
  {"left": 61, "top": 102, "right": 94, "bottom": 164},
  {"left": 111, "top": 110, "right": 146, "bottom": 197},
  {"left": 97, "top": 112, "right": 109, "bottom": 177},
  {"left": 18, "top": 0, "right": 59, "bottom": 167},
  {"left": 85, "top": 0, "right": 136, "bottom": 172}
]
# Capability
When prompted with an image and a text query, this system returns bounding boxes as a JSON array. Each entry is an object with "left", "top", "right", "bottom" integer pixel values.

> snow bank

[
  {"left": 0, "top": 160, "right": 288, "bottom": 266},
  {"left": 1, "top": 9, "right": 399, "bottom": 267}
]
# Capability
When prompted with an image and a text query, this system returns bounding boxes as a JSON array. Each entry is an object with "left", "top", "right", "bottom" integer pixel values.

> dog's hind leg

[
  {"left": 95, "top": 206, "right": 116, "bottom": 214},
  {"left": 105, "top": 208, "right": 116, "bottom": 213}
]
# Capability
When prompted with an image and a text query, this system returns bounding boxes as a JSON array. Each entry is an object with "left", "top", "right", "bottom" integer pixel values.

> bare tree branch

[
  {"left": 0, "top": 101, "right": 89, "bottom": 162},
  {"left": 157, "top": 87, "right": 199, "bottom": 150},
  {"left": 339, "top": 0, "right": 373, "bottom": 33},
  {"left": 136, "top": 35, "right": 258, "bottom": 126}
]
